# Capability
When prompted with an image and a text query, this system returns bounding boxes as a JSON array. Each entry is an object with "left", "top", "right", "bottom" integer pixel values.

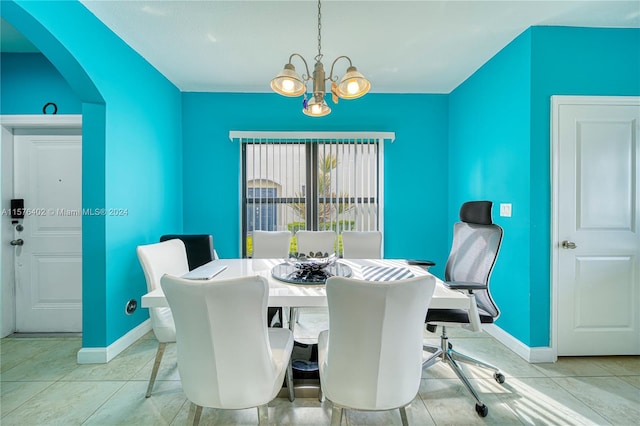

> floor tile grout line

[
  {"left": 548, "top": 376, "right": 633, "bottom": 426},
  {"left": 416, "top": 390, "right": 438, "bottom": 426},
  {"left": 0, "top": 380, "right": 58, "bottom": 419},
  {"left": 78, "top": 380, "right": 129, "bottom": 425},
  {"left": 168, "top": 398, "right": 190, "bottom": 426}
]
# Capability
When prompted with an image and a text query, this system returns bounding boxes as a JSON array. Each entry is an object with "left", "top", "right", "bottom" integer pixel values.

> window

[{"left": 233, "top": 131, "right": 394, "bottom": 257}]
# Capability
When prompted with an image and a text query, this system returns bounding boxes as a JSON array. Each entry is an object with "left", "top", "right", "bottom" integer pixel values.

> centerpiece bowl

[{"left": 287, "top": 251, "right": 337, "bottom": 272}]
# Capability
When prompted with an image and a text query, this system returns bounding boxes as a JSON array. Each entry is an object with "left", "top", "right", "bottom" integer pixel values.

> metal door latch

[
  {"left": 10, "top": 239, "right": 24, "bottom": 246},
  {"left": 561, "top": 240, "right": 576, "bottom": 249}
]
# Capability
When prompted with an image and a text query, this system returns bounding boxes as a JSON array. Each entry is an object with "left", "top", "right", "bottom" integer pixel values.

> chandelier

[{"left": 270, "top": 0, "right": 371, "bottom": 117}]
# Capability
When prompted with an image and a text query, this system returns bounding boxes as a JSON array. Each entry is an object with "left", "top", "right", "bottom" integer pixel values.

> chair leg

[
  {"left": 424, "top": 326, "right": 504, "bottom": 417},
  {"left": 422, "top": 343, "right": 443, "bottom": 368},
  {"left": 145, "top": 342, "right": 167, "bottom": 397},
  {"left": 288, "top": 307, "right": 297, "bottom": 334},
  {"left": 283, "top": 306, "right": 292, "bottom": 328},
  {"left": 399, "top": 405, "right": 409, "bottom": 426},
  {"left": 286, "top": 357, "right": 295, "bottom": 402},
  {"left": 449, "top": 346, "right": 502, "bottom": 374},
  {"left": 330, "top": 405, "right": 343, "bottom": 426},
  {"left": 257, "top": 404, "right": 268, "bottom": 425},
  {"left": 444, "top": 350, "right": 486, "bottom": 409},
  {"left": 187, "top": 402, "right": 202, "bottom": 426}
]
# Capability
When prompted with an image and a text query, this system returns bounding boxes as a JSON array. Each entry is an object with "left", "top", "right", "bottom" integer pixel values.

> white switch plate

[{"left": 500, "top": 203, "right": 512, "bottom": 217}]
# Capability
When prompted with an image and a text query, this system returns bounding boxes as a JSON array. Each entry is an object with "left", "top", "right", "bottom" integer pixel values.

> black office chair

[
  {"left": 423, "top": 201, "right": 505, "bottom": 418},
  {"left": 159, "top": 234, "right": 215, "bottom": 271}
]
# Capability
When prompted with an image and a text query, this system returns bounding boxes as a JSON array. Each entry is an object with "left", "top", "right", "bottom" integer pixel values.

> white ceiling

[{"left": 5, "top": 1, "right": 640, "bottom": 93}]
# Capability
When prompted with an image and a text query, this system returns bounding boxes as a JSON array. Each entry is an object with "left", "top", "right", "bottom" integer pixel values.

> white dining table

[{"left": 141, "top": 258, "right": 470, "bottom": 310}]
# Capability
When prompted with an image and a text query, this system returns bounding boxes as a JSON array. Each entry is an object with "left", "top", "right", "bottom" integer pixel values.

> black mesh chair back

[{"left": 159, "top": 234, "right": 214, "bottom": 271}]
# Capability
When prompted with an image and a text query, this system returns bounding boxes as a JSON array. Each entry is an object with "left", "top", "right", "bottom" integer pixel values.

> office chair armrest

[
  {"left": 444, "top": 281, "right": 487, "bottom": 291},
  {"left": 407, "top": 260, "right": 436, "bottom": 267}
]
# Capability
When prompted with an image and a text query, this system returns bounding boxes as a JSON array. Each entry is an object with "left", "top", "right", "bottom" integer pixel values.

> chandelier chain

[
  {"left": 316, "top": 0, "right": 322, "bottom": 61},
  {"left": 270, "top": 0, "right": 370, "bottom": 116}
]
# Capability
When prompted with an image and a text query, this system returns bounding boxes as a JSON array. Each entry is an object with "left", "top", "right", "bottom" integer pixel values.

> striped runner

[{"left": 361, "top": 266, "right": 414, "bottom": 281}]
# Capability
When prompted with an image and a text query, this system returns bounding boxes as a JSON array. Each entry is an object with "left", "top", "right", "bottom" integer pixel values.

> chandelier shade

[
  {"left": 336, "top": 66, "right": 371, "bottom": 99},
  {"left": 270, "top": 63, "right": 306, "bottom": 97},
  {"left": 302, "top": 95, "right": 331, "bottom": 117},
  {"left": 270, "top": 0, "right": 371, "bottom": 117}
]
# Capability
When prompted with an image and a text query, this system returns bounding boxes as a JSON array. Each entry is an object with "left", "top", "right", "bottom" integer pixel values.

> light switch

[{"left": 499, "top": 203, "right": 512, "bottom": 217}]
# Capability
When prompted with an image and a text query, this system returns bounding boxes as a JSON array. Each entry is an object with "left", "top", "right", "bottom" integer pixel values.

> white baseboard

[
  {"left": 484, "top": 324, "right": 557, "bottom": 363},
  {"left": 76, "top": 320, "right": 151, "bottom": 364}
]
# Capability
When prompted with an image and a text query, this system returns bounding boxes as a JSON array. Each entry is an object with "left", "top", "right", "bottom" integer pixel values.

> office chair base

[
  {"left": 422, "top": 344, "right": 443, "bottom": 369},
  {"left": 423, "top": 330, "right": 505, "bottom": 417}
]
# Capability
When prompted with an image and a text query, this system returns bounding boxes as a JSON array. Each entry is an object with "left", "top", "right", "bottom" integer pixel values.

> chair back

[
  {"left": 445, "top": 201, "right": 503, "bottom": 318},
  {"left": 341, "top": 231, "right": 382, "bottom": 258},
  {"left": 160, "top": 274, "right": 280, "bottom": 409},
  {"left": 295, "top": 230, "right": 336, "bottom": 255},
  {"left": 320, "top": 275, "right": 436, "bottom": 410},
  {"left": 252, "top": 230, "right": 291, "bottom": 259},
  {"left": 160, "top": 234, "right": 215, "bottom": 270},
  {"left": 136, "top": 239, "right": 189, "bottom": 342}
]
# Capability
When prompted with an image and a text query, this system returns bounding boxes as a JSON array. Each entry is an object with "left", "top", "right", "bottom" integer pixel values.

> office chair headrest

[{"left": 460, "top": 201, "right": 493, "bottom": 225}]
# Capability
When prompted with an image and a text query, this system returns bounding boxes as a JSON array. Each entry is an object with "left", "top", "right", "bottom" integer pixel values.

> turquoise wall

[
  {"left": 181, "top": 93, "right": 451, "bottom": 275},
  {"left": 449, "top": 26, "right": 640, "bottom": 347},
  {"left": 528, "top": 26, "right": 640, "bottom": 346},
  {"left": 1, "top": 1, "right": 184, "bottom": 347},
  {"left": 449, "top": 30, "right": 533, "bottom": 343},
  {"left": 2, "top": 3, "right": 638, "bottom": 354},
  {"left": 0, "top": 52, "right": 82, "bottom": 114}
]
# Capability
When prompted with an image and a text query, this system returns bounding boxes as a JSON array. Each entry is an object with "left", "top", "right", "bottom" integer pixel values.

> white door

[
  {"left": 554, "top": 96, "right": 640, "bottom": 356},
  {"left": 13, "top": 134, "right": 82, "bottom": 332}
]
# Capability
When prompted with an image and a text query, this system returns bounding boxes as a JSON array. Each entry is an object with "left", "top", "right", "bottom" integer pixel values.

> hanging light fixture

[{"left": 270, "top": 0, "right": 371, "bottom": 117}]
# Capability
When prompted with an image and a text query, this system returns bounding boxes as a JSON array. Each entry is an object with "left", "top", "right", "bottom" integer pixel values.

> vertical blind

[{"left": 238, "top": 134, "right": 389, "bottom": 257}]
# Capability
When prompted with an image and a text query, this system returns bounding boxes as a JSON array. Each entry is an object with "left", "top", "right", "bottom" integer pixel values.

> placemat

[{"left": 361, "top": 266, "right": 414, "bottom": 281}]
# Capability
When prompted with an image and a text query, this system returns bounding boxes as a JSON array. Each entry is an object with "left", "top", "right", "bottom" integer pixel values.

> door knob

[
  {"left": 561, "top": 240, "right": 576, "bottom": 249},
  {"left": 10, "top": 239, "right": 24, "bottom": 246}
]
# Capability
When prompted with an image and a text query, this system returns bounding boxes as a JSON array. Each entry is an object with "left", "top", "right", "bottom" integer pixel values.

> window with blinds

[{"left": 240, "top": 137, "right": 383, "bottom": 257}]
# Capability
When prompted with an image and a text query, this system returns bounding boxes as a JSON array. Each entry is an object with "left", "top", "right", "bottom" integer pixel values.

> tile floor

[{"left": 1, "top": 310, "right": 639, "bottom": 425}]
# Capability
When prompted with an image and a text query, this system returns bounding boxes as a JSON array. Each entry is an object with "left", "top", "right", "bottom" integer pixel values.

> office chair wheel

[
  {"left": 475, "top": 403, "right": 488, "bottom": 417},
  {"left": 494, "top": 372, "right": 505, "bottom": 384}
]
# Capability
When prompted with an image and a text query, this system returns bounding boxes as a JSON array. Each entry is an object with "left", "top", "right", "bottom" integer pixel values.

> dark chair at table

[{"left": 160, "top": 234, "right": 215, "bottom": 270}]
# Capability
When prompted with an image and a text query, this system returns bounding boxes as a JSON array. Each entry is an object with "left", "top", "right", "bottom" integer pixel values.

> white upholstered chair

[
  {"left": 136, "top": 239, "right": 189, "bottom": 398},
  {"left": 251, "top": 230, "right": 293, "bottom": 326},
  {"left": 341, "top": 231, "right": 382, "bottom": 258},
  {"left": 318, "top": 275, "right": 436, "bottom": 425},
  {"left": 252, "top": 230, "right": 292, "bottom": 259},
  {"left": 295, "top": 230, "right": 336, "bottom": 255},
  {"left": 160, "top": 274, "right": 294, "bottom": 425}
]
